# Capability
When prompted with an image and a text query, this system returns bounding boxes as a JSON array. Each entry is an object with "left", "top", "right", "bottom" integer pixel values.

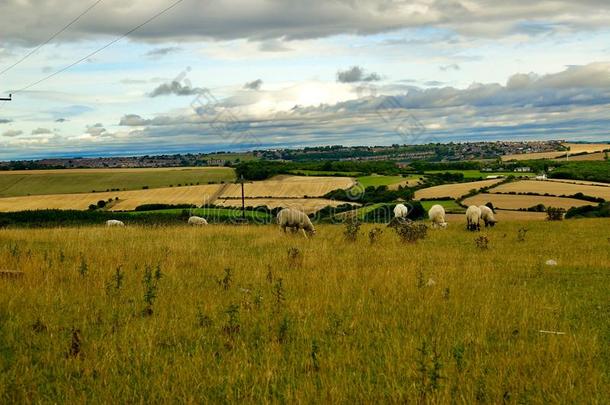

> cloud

[
  {"left": 119, "top": 114, "right": 150, "bottom": 126},
  {"left": 337, "top": 66, "right": 381, "bottom": 83},
  {"left": 55, "top": 118, "right": 68, "bottom": 123},
  {"left": 258, "top": 39, "right": 293, "bottom": 52},
  {"left": 145, "top": 46, "right": 181, "bottom": 58},
  {"left": 85, "top": 123, "right": 108, "bottom": 137},
  {"left": 0, "top": 119, "right": 12, "bottom": 124},
  {"left": 440, "top": 64, "right": 460, "bottom": 71},
  {"left": 244, "top": 79, "right": 263, "bottom": 91},
  {"left": 2, "top": 129, "right": 22, "bottom": 137},
  {"left": 4, "top": 1, "right": 610, "bottom": 45},
  {"left": 31, "top": 128, "right": 52, "bottom": 135},
  {"left": 149, "top": 81, "right": 204, "bottom": 97}
]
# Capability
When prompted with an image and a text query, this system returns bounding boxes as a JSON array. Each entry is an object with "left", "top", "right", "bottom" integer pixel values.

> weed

[
  {"left": 343, "top": 216, "right": 361, "bottom": 242},
  {"left": 517, "top": 227, "right": 529, "bottom": 242},
  {"left": 142, "top": 265, "right": 159, "bottom": 316},
  {"left": 287, "top": 247, "right": 303, "bottom": 269},
  {"left": 311, "top": 339, "right": 320, "bottom": 372},
  {"left": 196, "top": 307, "right": 212, "bottom": 328},
  {"left": 67, "top": 328, "right": 81, "bottom": 358},
  {"left": 394, "top": 221, "right": 428, "bottom": 243},
  {"left": 32, "top": 318, "right": 48, "bottom": 333},
  {"left": 278, "top": 315, "right": 291, "bottom": 344},
  {"left": 78, "top": 256, "right": 88, "bottom": 277},
  {"left": 273, "top": 278, "right": 286, "bottom": 311},
  {"left": 223, "top": 304, "right": 240, "bottom": 337},
  {"left": 475, "top": 235, "right": 490, "bottom": 250},
  {"left": 219, "top": 268, "right": 232, "bottom": 291},
  {"left": 368, "top": 227, "right": 383, "bottom": 244}
]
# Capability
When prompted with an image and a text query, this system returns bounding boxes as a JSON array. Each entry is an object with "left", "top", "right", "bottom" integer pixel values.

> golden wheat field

[
  {"left": 216, "top": 198, "right": 358, "bottom": 214},
  {"left": 462, "top": 194, "right": 592, "bottom": 210},
  {"left": 490, "top": 180, "right": 610, "bottom": 200},
  {"left": 218, "top": 175, "right": 355, "bottom": 199},
  {"left": 502, "top": 142, "right": 610, "bottom": 161},
  {"left": 0, "top": 221, "right": 607, "bottom": 403},
  {"left": 559, "top": 152, "right": 607, "bottom": 161},
  {"left": 0, "top": 175, "right": 355, "bottom": 213},
  {"left": 414, "top": 179, "right": 504, "bottom": 200}
]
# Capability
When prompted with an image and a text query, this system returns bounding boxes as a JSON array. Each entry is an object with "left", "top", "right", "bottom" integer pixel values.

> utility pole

[
  {"left": 235, "top": 175, "right": 252, "bottom": 221},
  {"left": 0, "top": 94, "right": 11, "bottom": 101}
]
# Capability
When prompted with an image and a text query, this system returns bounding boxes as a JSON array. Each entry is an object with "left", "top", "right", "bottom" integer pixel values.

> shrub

[
  {"left": 393, "top": 220, "right": 428, "bottom": 243},
  {"left": 546, "top": 207, "right": 566, "bottom": 221}
]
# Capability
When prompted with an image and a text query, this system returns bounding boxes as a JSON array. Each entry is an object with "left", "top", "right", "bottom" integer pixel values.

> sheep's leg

[{"left": 300, "top": 227, "right": 308, "bottom": 239}]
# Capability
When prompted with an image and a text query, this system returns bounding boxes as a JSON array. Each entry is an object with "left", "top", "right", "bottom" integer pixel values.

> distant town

[{"left": 0, "top": 140, "right": 568, "bottom": 170}]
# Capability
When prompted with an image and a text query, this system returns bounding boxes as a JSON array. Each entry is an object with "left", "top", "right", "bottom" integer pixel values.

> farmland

[
  {"left": 0, "top": 167, "right": 235, "bottom": 197},
  {"left": 215, "top": 198, "right": 357, "bottom": 214},
  {"left": 218, "top": 176, "right": 355, "bottom": 199},
  {"left": 490, "top": 180, "right": 610, "bottom": 201},
  {"left": 462, "top": 194, "right": 592, "bottom": 210},
  {"left": 0, "top": 221, "right": 607, "bottom": 402},
  {"left": 414, "top": 179, "right": 504, "bottom": 200},
  {"left": 420, "top": 200, "right": 464, "bottom": 213},
  {"left": 502, "top": 142, "right": 610, "bottom": 161}
]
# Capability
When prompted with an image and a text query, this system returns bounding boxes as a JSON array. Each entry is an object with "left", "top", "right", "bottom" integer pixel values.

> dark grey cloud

[
  {"left": 258, "top": 39, "right": 293, "bottom": 52},
  {"left": 0, "top": 119, "right": 12, "bottom": 124},
  {"left": 3, "top": 1, "right": 610, "bottom": 46},
  {"left": 337, "top": 66, "right": 381, "bottom": 83},
  {"left": 119, "top": 114, "right": 150, "bottom": 126},
  {"left": 244, "top": 79, "right": 263, "bottom": 91},
  {"left": 31, "top": 127, "right": 52, "bottom": 135},
  {"left": 2, "top": 129, "right": 22, "bottom": 137},
  {"left": 145, "top": 46, "right": 181, "bottom": 58},
  {"left": 55, "top": 118, "right": 68, "bottom": 123},
  {"left": 149, "top": 81, "right": 204, "bottom": 97}
]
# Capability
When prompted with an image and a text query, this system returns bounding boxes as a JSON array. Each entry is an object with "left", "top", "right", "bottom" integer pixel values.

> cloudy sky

[{"left": 1, "top": 0, "right": 609, "bottom": 160}]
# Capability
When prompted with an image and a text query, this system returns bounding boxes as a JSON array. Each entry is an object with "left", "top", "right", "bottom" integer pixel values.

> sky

[{"left": 0, "top": 0, "right": 609, "bottom": 160}]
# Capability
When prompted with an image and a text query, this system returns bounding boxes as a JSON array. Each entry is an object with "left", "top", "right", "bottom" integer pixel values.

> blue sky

[{"left": 1, "top": 0, "right": 609, "bottom": 160}]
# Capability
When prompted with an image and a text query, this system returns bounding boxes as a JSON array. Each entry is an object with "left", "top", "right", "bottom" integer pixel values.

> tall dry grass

[{"left": 0, "top": 220, "right": 608, "bottom": 402}]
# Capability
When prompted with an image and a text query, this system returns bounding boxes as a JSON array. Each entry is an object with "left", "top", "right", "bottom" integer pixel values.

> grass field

[
  {"left": 288, "top": 170, "right": 362, "bottom": 177},
  {"left": 0, "top": 221, "right": 607, "bottom": 402},
  {"left": 424, "top": 170, "right": 522, "bottom": 179},
  {"left": 420, "top": 200, "right": 464, "bottom": 212},
  {"left": 490, "top": 180, "right": 610, "bottom": 200},
  {"left": 0, "top": 167, "right": 235, "bottom": 198},
  {"left": 415, "top": 179, "right": 504, "bottom": 200},
  {"left": 218, "top": 176, "right": 355, "bottom": 199},
  {"left": 357, "top": 175, "right": 410, "bottom": 188},
  {"left": 463, "top": 194, "right": 592, "bottom": 210}
]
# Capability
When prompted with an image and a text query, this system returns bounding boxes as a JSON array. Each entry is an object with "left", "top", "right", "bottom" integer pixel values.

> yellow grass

[
  {"left": 490, "top": 180, "right": 610, "bottom": 200},
  {"left": 559, "top": 152, "right": 607, "bottom": 161},
  {"left": 0, "top": 167, "right": 231, "bottom": 175},
  {"left": 0, "top": 185, "right": 223, "bottom": 212},
  {"left": 0, "top": 221, "right": 607, "bottom": 402},
  {"left": 545, "top": 178, "right": 610, "bottom": 187},
  {"left": 216, "top": 198, "right": 357, "bottom": 214},
  {"left": 446, "top": 211, "right": 547, "bottom": 223},
  {"left": 218, "top": 175, "right": 355, "bottom": 198},
  {"left": 463, "top": 194, "right": 591, "bottom": 210},
  {"left": 502, "top": 143, "right": 610, "bottom": 161},
  {"left": 415, "top": 179, "right": 504, "bottom": 200}
]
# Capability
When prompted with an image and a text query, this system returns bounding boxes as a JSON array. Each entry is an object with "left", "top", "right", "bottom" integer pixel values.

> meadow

[
  {"left": 0, "top": 221, "right": 607, "bottom": 402},
  {"left": 0, "top": 167, "right": 235, "bottom": 198},
  {"left": 414, "top": 179, "right": 504, "bottom": 200}
]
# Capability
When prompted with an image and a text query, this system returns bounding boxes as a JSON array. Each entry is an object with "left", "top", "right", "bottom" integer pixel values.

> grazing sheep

[
  {"left": 188, "top": 216, "right": 208, "bottom": 226},
  {"left": 106, "top": 220, "right": 125, "bottom": 227},
  {"left": 428, "top": 204, "right": 448, "bottom": 228},
  {"left": 277, "top": 208, "right": 316, "bottom": 238},
  {"left": 393, "top": 203, "right": 409, "bottom": 219},
  {"left": 465, "top": 205, "right": 481, "bottom": 231},
  {"left": 479, "top": 205, "right": 497, "bottom": 227}
]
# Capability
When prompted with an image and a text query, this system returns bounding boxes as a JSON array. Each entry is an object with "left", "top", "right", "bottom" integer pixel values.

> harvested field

[
  {"left": 559, "top": 152, "right": 607, "bottom": 161},
  {"left": 218, "top": 175, "right": 355, "bottom": 198},
  {"left": 546, "top": 178, "right": 610, "bottom": 187},
  {"left": 415, "top": 179, "right": 504, "bottom": 200},
  {"left": 0, "top": 185, "right": 223, "bottom": 212},
  {"left": 490, "top": 180, "right": 610, "bottom": 200},
  {"left": 462, "top": 194, "right": 592, "bottom": 210},
  {"left": 216, "top": 198, "right": 358, "bottom": 214}
]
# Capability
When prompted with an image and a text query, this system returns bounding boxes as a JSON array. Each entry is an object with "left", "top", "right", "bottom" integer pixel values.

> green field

[
  {"left": 0, "top": 168, "right": 235, "bottom": 198},
  {"left": 420, "top": 200, "right": 464, "bottom": 212},
  {"left": 288, "top": 170, "right": 362, "bottom": 177},
  {"left": 0, "top": 221, "right": 607, "bottom": 402}
]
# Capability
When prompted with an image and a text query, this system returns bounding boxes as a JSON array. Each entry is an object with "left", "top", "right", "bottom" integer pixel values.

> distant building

[
  {"left": 485, "top": 175, "right": 504, "bottom": 179},
  {"left": 514, "top": 167, "right": 531, "bottom": 172},
  {"left": 535, "top": 174, "right": 547, "bottom": 180}
]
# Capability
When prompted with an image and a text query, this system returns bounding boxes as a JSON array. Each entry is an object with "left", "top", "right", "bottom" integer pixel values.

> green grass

[
  {"left": 0, "top": 220, "right": 607, "bottom": 402},
  {"left": 0, "top": 168, "right": 236, "bottom": 197},
  {"left": 288, "top": 170, "right": 362, "bottom": 176},
  {"left": 420, "top": 200, "right": 464, "bottom": 212},
  {"left": 357, "top": 175, "right": 415, "bottom": 188}
]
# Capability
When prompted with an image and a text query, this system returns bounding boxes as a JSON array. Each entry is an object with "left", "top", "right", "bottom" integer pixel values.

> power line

[
  {"left": 11, "top": 0, "right": 185, "bottom": 94},
  {"left": 0, "top": 0, "right": 105, "bottom": 77}
]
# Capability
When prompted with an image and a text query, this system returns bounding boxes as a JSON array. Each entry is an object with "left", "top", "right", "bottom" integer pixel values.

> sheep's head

[{"left": 440, "top": 222, "right": 448, "bottom": 229}]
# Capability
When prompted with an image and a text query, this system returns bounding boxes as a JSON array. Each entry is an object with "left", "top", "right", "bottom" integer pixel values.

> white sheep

[
  {"left": 478, "top": 205, "right": 497, "bottom": 227},
  {"left": 106, "top": 220, "right": 125, "bottom": 227},
  {"left": 428, "top": 204, "right": 448, "bottom": 228},
  {"left": 188, "top": 216, "right": 208, "bottom": 226},
  {"left": 277, "top": 208, "right": 316, "bottom": 238},
  {"left": 393, "top": 203, "right": 409, "bottom": 219},
  {"left": 465, "top": 205, "right": 481, "bottom": 231}
]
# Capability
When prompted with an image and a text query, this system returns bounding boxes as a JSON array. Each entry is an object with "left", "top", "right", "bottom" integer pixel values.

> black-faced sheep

[{"left": 478, "top": 205, "right": 497, "bottom": 227}]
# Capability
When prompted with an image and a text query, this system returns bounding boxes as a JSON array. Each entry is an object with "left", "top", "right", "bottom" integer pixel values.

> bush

[
  {"left": 565, "top": 202, "right": 610, "bottom": 219},
  {"left": 97, "top": 200, "right": 107, "bottom": 209},
  {"left": 392, "top": 220, "right": 428, "bottom": 243},
  {"left": 546, "top": 207, "right": 566, "bottom": 221}
]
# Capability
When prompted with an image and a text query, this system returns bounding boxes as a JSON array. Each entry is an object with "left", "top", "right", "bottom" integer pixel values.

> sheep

[
  {"left": 277, "top": 208, "right": 316, "bottom": 238},
  {"left": 393, "top": 203, "right": 409, "bottom": 219},
  {"left": 465, "top": 205, "right": 481, "bottom": 231},
  {"left": 188, "top": 216, "right": 208, "bottom": 226},
  {"left": 106, "top": 220, "right": 125, "bottom": 227},
  {"left": 478, "top": 205, "right": 497, "bottom": 227},
  {"left": 428, "top": 204, "right": 448, "bottom": 228}
]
